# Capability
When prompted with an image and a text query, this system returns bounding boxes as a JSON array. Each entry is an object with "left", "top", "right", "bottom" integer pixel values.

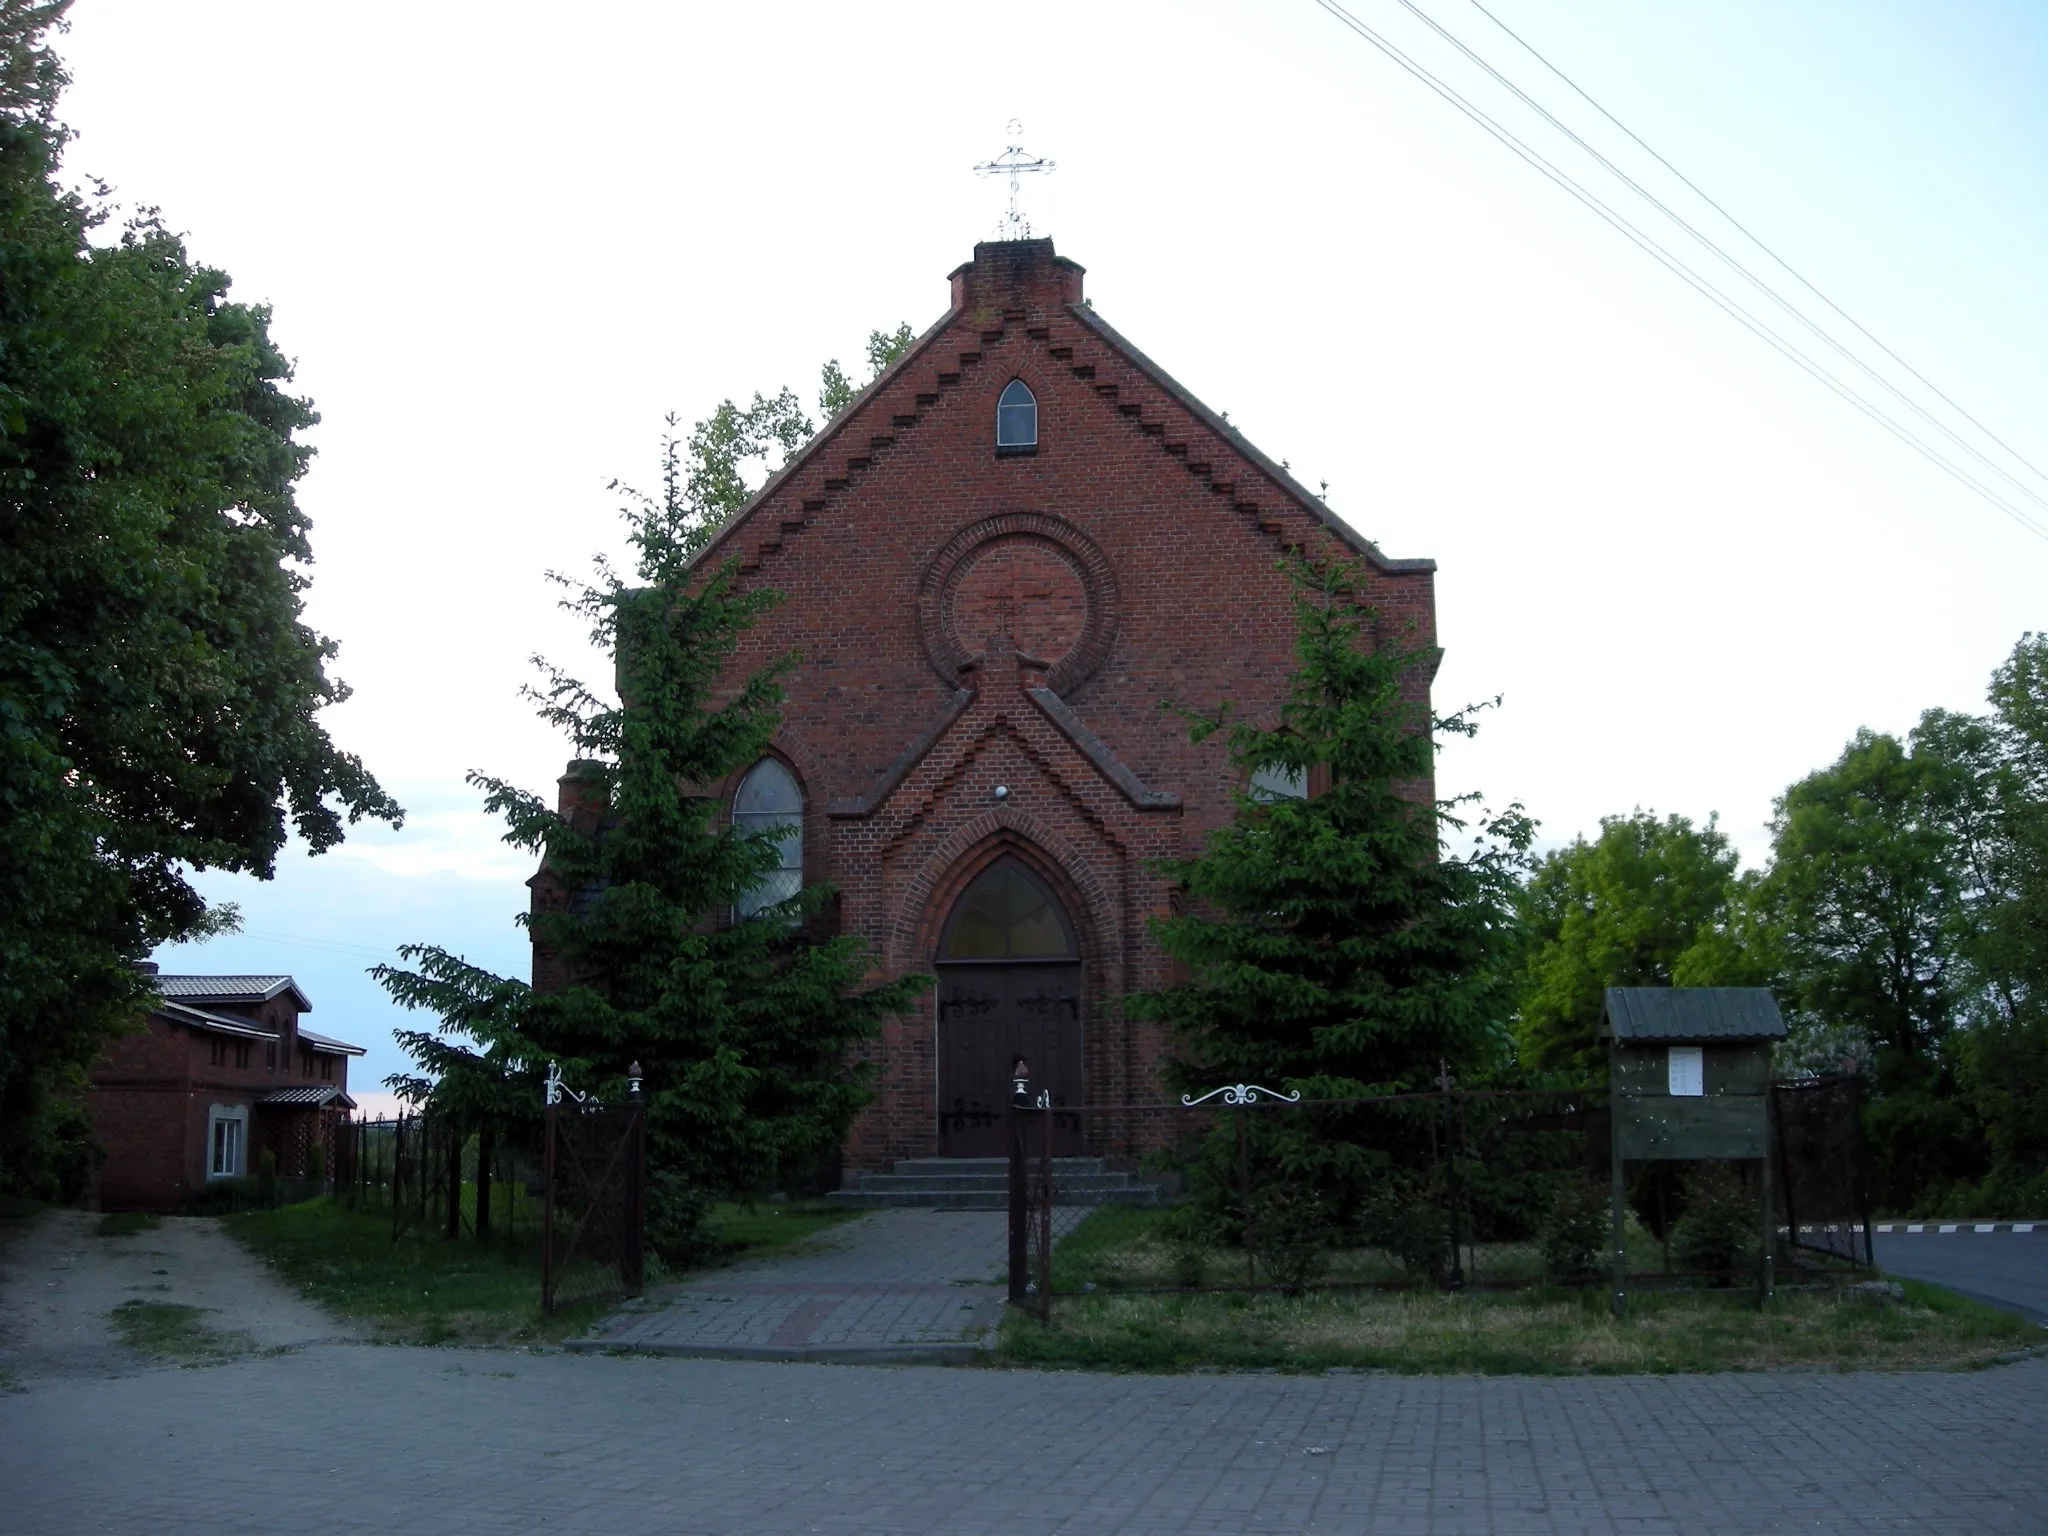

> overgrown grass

[
  {"left": 226, "top": 1198, "right": 603, "bottom": 1347},
  {"left": 225, "top": 1196, "right": 862, "bottom": 1348},
  {"left": 709, "top": 1199, "right": 862, "bottom": 1262},
  {"left": 94, "top": 1211, "right": 161, "bottom": 1238},
  {"left": 997, "top": 1279, "right": 2038, "bottom": 1374},
  {"left": 109, "top": 1300, "right": 261, "bottom": 1366}
]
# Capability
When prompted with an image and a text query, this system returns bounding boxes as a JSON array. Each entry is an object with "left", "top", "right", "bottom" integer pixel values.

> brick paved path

[
  {"left": 4, "top": 1344, "right": 2047, "bottom": 1533},
  {"left": 577, "top": 1208, "right": 1011, "bottom": 1361}
]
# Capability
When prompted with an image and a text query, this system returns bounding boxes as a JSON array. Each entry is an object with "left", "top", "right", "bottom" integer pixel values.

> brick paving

[
  {"left": 4, "top": 1344, "right": 2048, "bottom": 1533},
  {"left": 576, "top": 1208, "right": 1011, "bottom": 1361}
]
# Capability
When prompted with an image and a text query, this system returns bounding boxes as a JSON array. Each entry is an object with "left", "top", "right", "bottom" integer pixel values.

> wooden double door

[{"left": 936, "top": 964, "right": 1083, "bottom": 1157}]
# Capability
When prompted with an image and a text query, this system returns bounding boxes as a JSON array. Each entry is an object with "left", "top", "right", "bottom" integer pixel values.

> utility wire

[
  {"left": 1308, "top": 0, "right": 2048, "bottom": 543},
  {"left": 1391, "top": 0, "right": 2048, "bottom": 519},
  {"left": 1462, "top": 0, "right": 2048, "bottom": 499}
]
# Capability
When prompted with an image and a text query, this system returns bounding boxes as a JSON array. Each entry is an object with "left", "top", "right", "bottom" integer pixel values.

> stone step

[
  {"left": 826, "top": 1185, "right": 1167, "bottom": 1211},
  {"left": 891, "top": 1156, "right": 1106, "bottom": 1178},
  {"left": 853, "top": 1172, "right": 1146, "bottom": 1194}
]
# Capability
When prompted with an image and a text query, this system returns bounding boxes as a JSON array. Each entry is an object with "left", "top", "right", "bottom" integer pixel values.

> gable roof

[
  {"left": 155, "top": 974, "right": 312, "bottom": 1012},
  {"left": 1601, "top": 988, "right": 1787, "bottom": 1045},
  {"left": 684, "top": 240, "right": 1434, "bottom": 583},
  {"left": 296, "top": 1028, "right": 366, "bottom": 1058}
]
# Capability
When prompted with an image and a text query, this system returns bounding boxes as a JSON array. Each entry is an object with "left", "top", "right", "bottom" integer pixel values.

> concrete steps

[{"left": 830, "top": 1156, "right": 1167, "bottom": 1211}]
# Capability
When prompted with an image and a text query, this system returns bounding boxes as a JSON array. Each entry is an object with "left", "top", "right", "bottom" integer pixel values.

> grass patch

[
  {"left": 109, "top": 1300, "right": 259, "bottom": 1366},
  {"left": 226, "top": 1198, "right": 607, "bottom": 1347},
  {"left": 94, "top": 1211, "right": 161, "bottom": 1238},
  {"left": 996, "top": 1281, "right": 2039, "bottom": 1375},
  {"left": 223, "top": 1196, "right": 859, "bottom": 1349},
  {"left": 708, "top": 1200, "right": 861, "bottom": 1262}
]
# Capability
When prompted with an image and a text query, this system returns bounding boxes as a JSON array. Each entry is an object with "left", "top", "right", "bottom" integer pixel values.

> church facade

[{"left": 557, "top": 238, "right": 1436, "bottom": 1174}]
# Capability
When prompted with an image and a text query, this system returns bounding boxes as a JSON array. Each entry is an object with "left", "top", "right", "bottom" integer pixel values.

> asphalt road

[{"left": 1876, "top": 1229, "right": 2048, "bottom": 1324}]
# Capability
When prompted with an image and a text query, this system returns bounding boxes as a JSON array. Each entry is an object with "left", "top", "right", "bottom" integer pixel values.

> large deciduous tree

[
  {"left": 1511, "top": 811, "right": 1764, "bottom": 1080},
  {"left": 0, "top": 4, "right": 398, "bottom": 1194}
]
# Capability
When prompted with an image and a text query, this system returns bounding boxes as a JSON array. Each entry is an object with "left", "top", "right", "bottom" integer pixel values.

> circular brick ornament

[{"left": 919, "top": 514, "right": 1119, "bottom": 695}]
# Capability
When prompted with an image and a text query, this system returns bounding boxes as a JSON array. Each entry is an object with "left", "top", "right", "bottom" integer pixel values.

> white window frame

[
  {"left": 996, "top": 379, "right": 1038, "bottom": 449},
  {"left": 207, "top": 1105, "right": 248, "bottom": 1179},
  {"left": 1667, "top": 1046, "right": 1705, "bottom": 1098}
]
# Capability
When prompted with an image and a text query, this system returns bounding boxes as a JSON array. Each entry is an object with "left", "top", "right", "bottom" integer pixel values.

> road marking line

[
  {"left": 1907, "top": 1224, "right": 1925, "bottom": 1233},
  {"left": 1938, "top": 1224, "right": 1959, "bottom": 1233}
]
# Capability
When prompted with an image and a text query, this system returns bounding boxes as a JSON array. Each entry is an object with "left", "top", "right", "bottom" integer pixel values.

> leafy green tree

[
  {"left": 376, "top": 430, "right": 926, "bottom": 1260},
  {"left": 1127, "top": 561, "right": 1531, "bottom": 1270},
  {"left": 1758, "top": 720, "right": 2005, "bottom": 1207},
  {"left": 0, "top": 4, "right": 398, "bottom": 1193},
  {"left": 1511, "top": 810, "right": 1762, "bottom": 1079},
  {"left": 680, "top": 322, "right": 916, "bottom": 528}
]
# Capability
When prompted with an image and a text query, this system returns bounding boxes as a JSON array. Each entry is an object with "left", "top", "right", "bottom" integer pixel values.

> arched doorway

[{"left": 935, "top": 856, "right": 1083, "bottom": 1157}]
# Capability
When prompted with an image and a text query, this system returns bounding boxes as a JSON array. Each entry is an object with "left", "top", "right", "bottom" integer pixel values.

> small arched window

[
  {"left": 1248, "top": 763, "right": 1308, "bottom": 803},
  {"left": 996, "top": 379, "right": 1038, "bottom": 451},
  {"left": 733, "top": 758, "right": 803, "bottom": 918}
]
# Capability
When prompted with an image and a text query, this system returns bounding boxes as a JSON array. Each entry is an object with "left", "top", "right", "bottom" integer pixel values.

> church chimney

[{"left": 949, "top": 238, "right": 1085, "bottom": 315}]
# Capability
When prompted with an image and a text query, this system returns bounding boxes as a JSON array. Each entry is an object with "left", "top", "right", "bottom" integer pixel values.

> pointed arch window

[
  {"left": 938, "top": 857, "right": 1076, "bottom": 961},
  {"left": 733, "top": 758, "right": 804, "bottom": 918},
  {"left": 996, "top": 379, "right": 1038, "bottom": 452}
]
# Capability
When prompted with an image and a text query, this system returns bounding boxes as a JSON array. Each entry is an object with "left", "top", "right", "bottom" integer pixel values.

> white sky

[{"left": 60, "top": 1, "right": 2045, "bottom": 1108}]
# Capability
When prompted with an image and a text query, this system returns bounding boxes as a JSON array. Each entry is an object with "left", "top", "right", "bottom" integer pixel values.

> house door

[{"left": 935, "top": 858, "right": 1082, "bottom": 1158}]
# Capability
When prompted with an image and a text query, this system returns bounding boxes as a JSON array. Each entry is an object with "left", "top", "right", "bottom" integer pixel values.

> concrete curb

[
  {"left": 560, "top": 1336, "right": 992, "bottom": 1366},
  {"left": 1875, "top": 1222, "right": 2043, "bottom": 1234}
]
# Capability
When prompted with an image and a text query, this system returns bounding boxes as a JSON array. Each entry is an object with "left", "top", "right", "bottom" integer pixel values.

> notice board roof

[{"left": 1601, "top": 988, "right": 1787, "bottom": 1045}]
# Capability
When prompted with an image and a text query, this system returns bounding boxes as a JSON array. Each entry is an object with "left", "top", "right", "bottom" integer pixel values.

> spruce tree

[
  {"left": 376, "top": 430, "right": 926, "bottom": 1259},
  {"left": 1127, "top": 560, "right": 1529, "bottom": 1273}
]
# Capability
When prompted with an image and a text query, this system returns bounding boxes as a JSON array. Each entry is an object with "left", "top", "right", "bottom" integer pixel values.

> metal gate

[{"left": 541, "top": 1063, "right": 648, "bottom": 1315}]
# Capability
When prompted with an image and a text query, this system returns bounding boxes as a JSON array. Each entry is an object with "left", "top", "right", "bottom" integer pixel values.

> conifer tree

[
  {"left": 1127, "top": 561, "right": 1530, "bottom": 1274},
  {"left": 376, "top": 429, "right": 926, "bottom": 1259}
]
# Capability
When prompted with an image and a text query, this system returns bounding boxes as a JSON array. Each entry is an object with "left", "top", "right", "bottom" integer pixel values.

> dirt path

[{"left": 0, "top": 1208, "right": 360, "bottom": 1384}]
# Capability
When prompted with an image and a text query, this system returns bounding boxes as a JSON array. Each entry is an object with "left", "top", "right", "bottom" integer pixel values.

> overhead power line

[
  {"left": 1461, "top": 0, "right": 2048, "bottom": 501},
  {"left": 1307, "top": 0, "right": 2048, "bottom": 544}
]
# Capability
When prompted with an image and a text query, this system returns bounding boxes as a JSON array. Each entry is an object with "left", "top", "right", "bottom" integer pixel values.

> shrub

[
  {"left": 1362, "top": 1177, "right": 1453, "bottom": 1287},
  {"left": 1668, "top": 1164, "right": 1760, "bottom": 1279},
  {"left": 1538, "top": 1176, "right": 1608, "bottom": 1284},
  {"left": 307, "top": 1141, "right": 326, "bottom": 1185},
  {"left": 256, "top": 1148, "right": 277, "bottom": 1209}
]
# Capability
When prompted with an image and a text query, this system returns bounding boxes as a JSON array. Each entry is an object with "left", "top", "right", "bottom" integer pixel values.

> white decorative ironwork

[
  {"left": 973, "top": 120, "right": 1055, "bottom": 240},
  {"left": 1179, "top": 1083, "right": 1303, "bottom": 1107},
  {"left": 544, "top": 1061, "right": 590, "bottom": 1109}
]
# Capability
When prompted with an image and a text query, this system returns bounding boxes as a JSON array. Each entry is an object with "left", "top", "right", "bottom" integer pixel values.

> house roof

[
  {"left": 1601, "top": 988, "right": 1788, "bottom": 1045},
  {"left": 155, "top": 974, "right": 313, "bottom": 1012},
  {"left": 156, "top": 1001, "right": 278, "bottom": 1042},
  {"left": 257, "top": 1086, "right": 357, "bottom": 1110},
  {"left": 297, "top": 1028, "right": 366, "bottom": 1058}
]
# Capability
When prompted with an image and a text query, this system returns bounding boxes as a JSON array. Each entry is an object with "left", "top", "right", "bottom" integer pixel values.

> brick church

[{"left": 554, "top": 237, "right": 1436, "bottom": 1177}]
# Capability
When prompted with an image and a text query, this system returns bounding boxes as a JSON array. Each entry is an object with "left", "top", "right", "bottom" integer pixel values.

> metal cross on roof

[{"left": 973, "top": 120, "right": 1055, "bottom": 240}]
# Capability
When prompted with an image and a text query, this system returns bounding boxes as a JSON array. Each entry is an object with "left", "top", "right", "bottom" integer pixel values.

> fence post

[
  {"left": 1237, "top": 1105, "right": 1255, "bottom": 1293},
  {"left": 475, "top": 1121, "right": 494, "bottom": 1241},
  {"left": 1007, "top": 1103, "right": 1028, "bottom": 1305},
  {"left": 541, "top": 1097, "right": 558, "bottom": 1315},
  {"left": 444, "top": 1116, "right": 463, "bottom": 1241},
  {"left": 1034, "top": 1097, "right": 1054, "bottom": 1320},
  {"left": 622, "top": 1062, "right": 646, "bottom": 1297},
  {"left": 1759, "top": 1084, "right": 1776, "bottom": 1309}
]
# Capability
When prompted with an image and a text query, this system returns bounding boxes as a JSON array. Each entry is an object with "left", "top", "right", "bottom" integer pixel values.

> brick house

[
  {"left": 88, "top": 966, "right": 363, "bottom": 1210},
  {"left": 535, "top": 237, "right": 1437, "bottom": 1176}
]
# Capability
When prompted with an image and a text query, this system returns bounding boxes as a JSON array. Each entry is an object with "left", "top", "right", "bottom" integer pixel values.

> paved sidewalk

[
  {"left": 573, "top": 1207, "right": 1010, "bottom": 1362},
  {"left": 6, "top": 1344, "right": 2048, "bottom": 1533}
]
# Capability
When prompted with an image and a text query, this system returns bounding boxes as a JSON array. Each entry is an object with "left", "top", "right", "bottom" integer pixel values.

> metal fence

[
  {"left": 1007, "top": 1076, "right": 1870, "bottom": 1318},
  {"left": 334, "top": 1113, "right": 544, "bottom": 1244}
]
